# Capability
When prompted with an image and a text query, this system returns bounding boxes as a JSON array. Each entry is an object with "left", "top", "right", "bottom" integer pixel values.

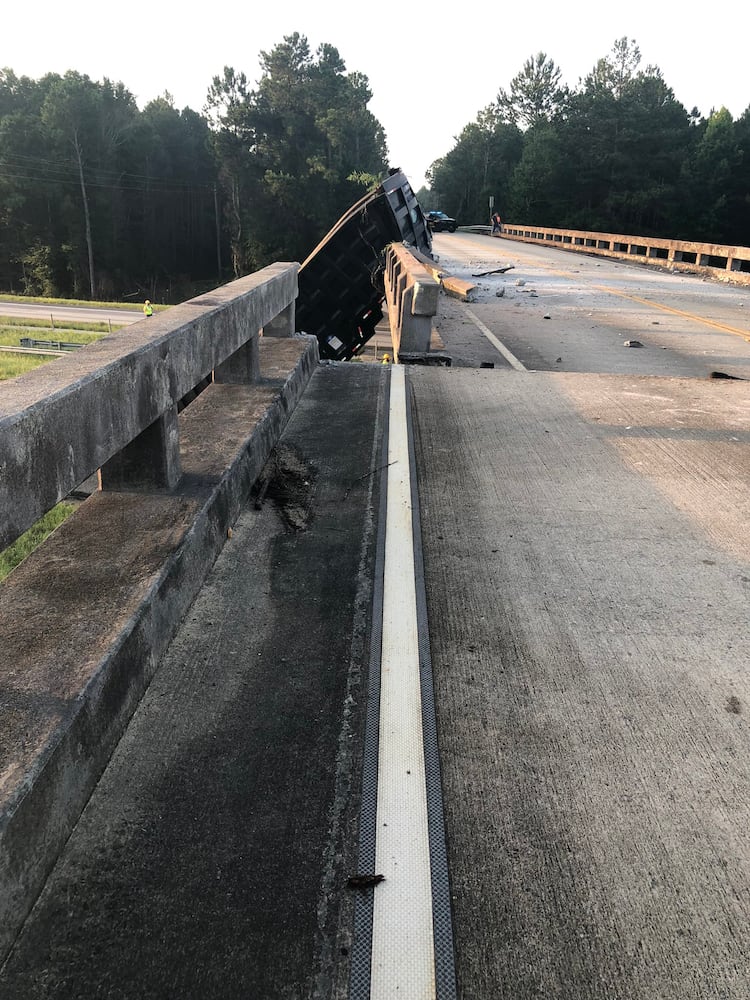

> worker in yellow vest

[
  {"left": 381, "top": 353, "right": 390, "bottom": 364},
  {"left": 143, "top": 300, "right": 153, "bottom": 318}
]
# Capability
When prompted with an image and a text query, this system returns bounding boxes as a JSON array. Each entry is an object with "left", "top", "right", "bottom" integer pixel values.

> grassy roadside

[
  {"left": 0, "top": 503, "right": 76, "bottom": 583},
  {"left": 0, "top": 316, "right": 123, "bottom": 335},
  {"left": 0, "top": 321, "right": 108, "bottom": 379},
  {"left": 0, "top": 313, "right": 129, "bottom": 380},
  {"left": 0, "top": 296, "right": 166, "bottom": 559}
]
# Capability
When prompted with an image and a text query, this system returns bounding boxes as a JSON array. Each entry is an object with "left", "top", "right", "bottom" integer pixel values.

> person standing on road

[
  {"left": 143, "top": 300, "right": 153, "bottom": 318},
  {"left": 491, "top": 211, "right": 503, "bottom": 235}
]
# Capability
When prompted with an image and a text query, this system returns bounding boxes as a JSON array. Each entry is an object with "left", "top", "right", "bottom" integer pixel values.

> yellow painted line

[
  {"left": 591, "top": 285, "right": 750, "bottom": 339},
  {"left": 499, "top": 244, "right": 749, "bottom": 340}
]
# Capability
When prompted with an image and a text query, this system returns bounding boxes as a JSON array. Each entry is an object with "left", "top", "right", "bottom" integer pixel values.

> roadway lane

[
  {"left": 0, "top": 301, "right": 143, "bottom": 326},
  {"left": 430, "top": 232, "right": 750, "bottom": 378},
  {"left": 411, "top": 363, "right": 750, "bottom": 998}
]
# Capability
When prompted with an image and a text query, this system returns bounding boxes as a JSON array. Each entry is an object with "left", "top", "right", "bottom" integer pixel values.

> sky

[{"left": 4, "top": 0, "right": 749, "bottom": 192}]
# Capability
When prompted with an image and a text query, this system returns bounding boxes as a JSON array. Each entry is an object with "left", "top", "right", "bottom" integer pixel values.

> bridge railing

[
  {"left": 475, "top": 224, "right": 750, "bottom": 285},
  {"left": 0, "top": 261, "right": 321, "bottom": 965},
  {"left": 0, "top": 263, "right": 299, "bottom": 552},
  {"left": 383, "top": 243, "right": 440, "bottom": 360}
]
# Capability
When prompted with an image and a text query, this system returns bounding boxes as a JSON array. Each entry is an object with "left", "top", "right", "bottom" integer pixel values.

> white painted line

[
  {"left": 371, "top": 365, "right": 435, "bottom": 999},
  {"left": 466, "top": 307, "right": 527, "bottom": 371}
]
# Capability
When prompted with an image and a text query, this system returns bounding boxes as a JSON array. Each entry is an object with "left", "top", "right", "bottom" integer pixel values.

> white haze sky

[{"left": 4, "top": 0, "right": 748, "bottom": 191}]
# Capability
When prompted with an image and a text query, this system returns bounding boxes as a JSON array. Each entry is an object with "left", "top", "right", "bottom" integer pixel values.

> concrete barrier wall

[
  {"left": 0, "top": 265, "right": 319, "bottom": 963},
  {"left": 485, "top": 224, "right": 750, "bottom": 286},
  {"left": 0, "top": 262, "right": 299, "bottom": 551},
  {"left": 383, "top": 243, "right": 441, "bottom": 359}
]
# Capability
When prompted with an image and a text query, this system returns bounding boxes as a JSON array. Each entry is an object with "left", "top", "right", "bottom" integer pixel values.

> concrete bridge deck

[{"left": 2, "top": 236, "right": 750, "bottom": 998}]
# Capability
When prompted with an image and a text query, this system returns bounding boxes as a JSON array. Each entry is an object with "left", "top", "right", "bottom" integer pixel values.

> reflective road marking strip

[
  {"left": 465, "top": 308, "right": 528, "bottom": 371},
  {"left": 370, "top": 364, "right": 436, "bottom": 999}
]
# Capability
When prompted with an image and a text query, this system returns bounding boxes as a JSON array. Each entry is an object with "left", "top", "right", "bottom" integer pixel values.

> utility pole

[{"left": 214, "top": 184, "right": 222, "bottom": 282}]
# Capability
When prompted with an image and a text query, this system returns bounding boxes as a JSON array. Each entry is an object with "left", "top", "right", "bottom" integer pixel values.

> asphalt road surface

[
  {"left": 419, "top": 235, "right": 750, "bottom": 996},
  {"left": 0, "top": 301, "right": 144, "bottom": 326},
  {"left": 430, "top": 231, "right": 750, "bottom": 378},
  {"left": 2, "top": 238, "right": 750, "bottom": 998}
]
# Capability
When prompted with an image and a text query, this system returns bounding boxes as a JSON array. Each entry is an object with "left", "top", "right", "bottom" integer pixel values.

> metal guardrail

[
  {"left": 19, "top": 337, "right": 82, "bottom": 351},
  {"left": 0, "top": 263, "right": 299, "bottom": 551}
]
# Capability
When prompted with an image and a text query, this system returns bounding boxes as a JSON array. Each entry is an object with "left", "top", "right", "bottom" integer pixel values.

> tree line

[
  {"left": 0, "top": 34, "right": 387, "bottom": 301},
  {"left": 423, "top": 38, "right": 750, "bottom": 247},
  {"left": 2, "top": 35, "right": 748, "bottom": 304}
]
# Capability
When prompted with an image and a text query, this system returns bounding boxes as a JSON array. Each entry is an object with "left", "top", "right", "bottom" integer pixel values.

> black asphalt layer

[{"left": 0, "top": 362, "right": 387, "bottom": 1000}]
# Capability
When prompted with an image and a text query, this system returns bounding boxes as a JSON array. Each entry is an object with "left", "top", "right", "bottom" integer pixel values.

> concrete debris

[{"left": 624, "top": 339, "right": 644, "bottom": 347}]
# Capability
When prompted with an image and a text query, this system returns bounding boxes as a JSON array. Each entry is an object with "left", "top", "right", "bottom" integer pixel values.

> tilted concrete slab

[{"left": 408, "top": 247, "right": 477, "bottom": 302}]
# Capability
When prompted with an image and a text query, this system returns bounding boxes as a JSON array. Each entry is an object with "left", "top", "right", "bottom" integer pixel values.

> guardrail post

[
  {"left": 214, "top": 334, "right": 261, "bottom": 383},
  {"left": 262, "top": 302, "right": 295, "bottom": 337},
  {"left": 99, "top": 406, "right": 181, "bottom": 491}
]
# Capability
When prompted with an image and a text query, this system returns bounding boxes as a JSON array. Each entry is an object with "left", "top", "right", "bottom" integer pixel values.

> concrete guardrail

[
  {"left": 467, "top": 223, "right": 750, "bottom": 286},
  {"left": 383, "top": 243, "right": 441, "bottom": 360},
  {"left": 0, "top": 262, "right": 319, "bottom": 962}
]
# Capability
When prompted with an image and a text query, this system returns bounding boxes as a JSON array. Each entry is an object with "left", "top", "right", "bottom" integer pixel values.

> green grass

[
  {"left": 0, "top": 315, "right": 123, "bottom": 334},
  {"left": 0, "top": 319, "right": 109, "bottom": 380},
  {"left": 0, "top": 353, "right": 52, "bottom": 379},
  {"left": 0, "top": 503, "right": 76, "bottom": 583},
  {"left": 0, "top": 308, "right": 139, "bottom": 380},
  {"left": 0, "top": 326, "right": 108, "bottom": 347}
]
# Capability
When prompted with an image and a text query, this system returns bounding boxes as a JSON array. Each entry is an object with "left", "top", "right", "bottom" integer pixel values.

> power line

[
  {"left": 0, "top": 165, "right": 216, "bottom": 196},
  {"left": 0, "top": 152, "right": 216, "bottom": 192}
]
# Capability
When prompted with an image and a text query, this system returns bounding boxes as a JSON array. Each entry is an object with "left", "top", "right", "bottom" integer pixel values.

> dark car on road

[{"left": 425, "top": 210, "right": 458, "bottom": 233}]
